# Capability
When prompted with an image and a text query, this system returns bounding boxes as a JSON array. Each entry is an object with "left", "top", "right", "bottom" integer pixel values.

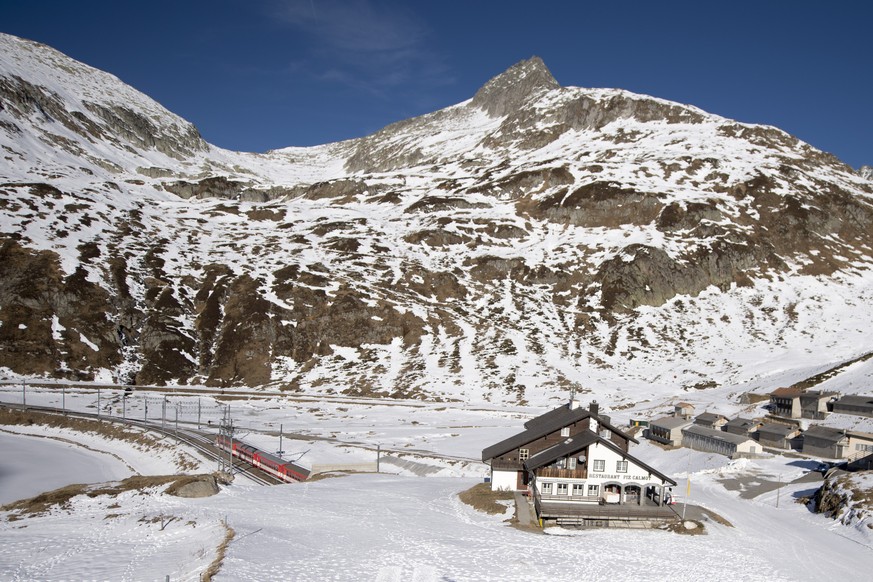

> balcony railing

[{"left": 537, "top": 467, "right": 588, "bottom": 479}]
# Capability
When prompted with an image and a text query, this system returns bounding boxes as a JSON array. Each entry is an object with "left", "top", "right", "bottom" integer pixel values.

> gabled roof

[
  {"left": 803, "top": 425, "right": 847, "bottom": 442},
  {"left": 523, "top": 402, "right": 589, "bottom": 431},
  {"left": 524, "top": 432, "right": 598, "bottom": 469},
  {"left": 682, "top": 424, "right": 755, "bottom": 446},
  {"left": 835, "top": 395, "right": 873, "bottom": 408},
  {"left": 799, "top": 390, "right": 838, "bottom": 402},
  {"left": 770, "top": 387, "right": 803, "bottom": 398},
  {"left": 523, "top": 433, "right": 676, "bottom": 486},
  {"left": 724, "top": 417, "right": 760, "bottom": 430},
  {"left": 650, "top": 416, "right": 693, "bottom": 430},
  {"left": 482, "top": 402, "right": 637, "bottom": 462},
  {"left": 757, "top": 423, "right": 799, "bottom": 437},
  {"left": 695, "top": 412, "right": 727, "bottom": 423}
]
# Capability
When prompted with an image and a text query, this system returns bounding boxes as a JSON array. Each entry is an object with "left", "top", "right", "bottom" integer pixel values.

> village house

[
  {"left": 693, "top": 412, "right": 729, "bottom": 430},
  {"left": 674, "top": 402, "right": 695, "bottom": 419},
  {"left": 646, "top": 416, "right": 693, "bottom": 446},
  {"left": 846, "top": 430, "right": 873, "bottom": 461},
  {"left": 681, "top": 425, "right": 761, "bottom": 458},
  {"left": 481, "top": 400, "right": 633, "bottom": 491},
  {"left": 802, "top": 426, "right": 849, "bottom": 459},
  {"left": 769, "top": 387, "right": 804, "bottom": 418},
  {"left": 831, "top": 395, "right": 873, "bottom": 418},
  {"left": 799, "top": 391, "right": 837, "bottom": 420},
  {"left": 757, "top": 422, "right": 801, "bottom": 450},
  {"left": 723, "top": 417, "right": 763, "bottom": 438}
]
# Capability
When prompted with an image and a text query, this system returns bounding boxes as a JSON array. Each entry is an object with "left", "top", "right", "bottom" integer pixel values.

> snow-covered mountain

[{"left": 2, "top": 32, "right": 873, "bottom": 407}]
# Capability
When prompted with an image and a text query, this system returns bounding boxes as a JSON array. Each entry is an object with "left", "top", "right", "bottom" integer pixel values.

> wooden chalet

[
  {"left": 482, "top": 399, "right": 678, "bottom": 527},
  {"left": 482, "top": 400, "right": 634, "bottom": 492},
  {"left": 523, "top": 431, "right": 677, "bottom": 526}
]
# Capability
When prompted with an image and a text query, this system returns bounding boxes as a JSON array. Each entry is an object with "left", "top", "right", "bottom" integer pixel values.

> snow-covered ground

[
  {"left": 2, "top": 390, "right": 872, "bottom": 581},
  {"left": 0, "top": 432, "right": 133, "bottom": 505}
]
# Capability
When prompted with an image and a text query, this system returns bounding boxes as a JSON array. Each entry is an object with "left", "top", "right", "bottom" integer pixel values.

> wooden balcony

[
  {"left": 490, "top": 458, "right": 523, "bottom": 471},
  {"left": 537, "top": 467, "right": 587, "bottom": 479}
]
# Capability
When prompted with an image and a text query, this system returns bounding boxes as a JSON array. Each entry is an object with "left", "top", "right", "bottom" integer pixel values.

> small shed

[
  {"left": 693, "top": 412, "right": 729, "bottom": 430},
  {"left": 681, "top": 425, "right": 760, "bottom": 458},
  {"left": 757, "top": 422, "right": 801, "bottom": 449},
  {"left": 674, "top": 402, "right": 696, "bottom": 419},
  {"left": 723, "top": 417, "right": 763, "bottom": 438},
  {"left": 802, "top": 426, "right": 849, "bottom": 459},
  {"left": 832, "top": 395, "right": 873, "bottom": 418},
  {"left": 647, "top": 416, "right": 693, "bottom": 446}
]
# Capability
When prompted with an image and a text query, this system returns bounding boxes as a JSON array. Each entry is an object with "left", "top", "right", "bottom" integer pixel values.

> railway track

[{"left": 2, "top": 402, "right": 281, "bottom": 486}]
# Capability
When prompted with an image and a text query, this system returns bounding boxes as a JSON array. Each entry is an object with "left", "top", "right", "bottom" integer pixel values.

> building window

[
  {"left": 572, "top": 483, "right": 586, "bottom": 496},
  {"left": 541, "top": 482, "right": 552, "bottom": 495},
  {"left": 557, "top": 483, "right": 568, "bottom": 495},
  {"left": 560, "top": 427, "right": 570, "bottom": 437},
  {"left": 567, "top": 457, "right": 577, "bottom": 470},
  {"left": 616, "top": 460, "right": 628, "bottom": 473},
  {"left": 593, "top": 459, "right": 605, "bottom": 472},
  {"left": 588, "top": 484, "right": 599, "bottom": 496},
  {"left": 518, "top": 448, "right": 529, "bottom": 461}
]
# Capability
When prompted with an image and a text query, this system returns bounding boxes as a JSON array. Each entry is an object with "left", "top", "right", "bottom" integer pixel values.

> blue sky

[{"left": 2, "top": 1, "right": 871, "bottom": 168}]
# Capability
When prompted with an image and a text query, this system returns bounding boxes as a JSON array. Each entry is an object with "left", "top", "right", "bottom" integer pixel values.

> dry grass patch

[
  {"left": 1, "top": 474, "right": 217, "bottom": 517},
  {"left": 458, "top": 482, "right": 514, "bottom": 515},
  {"left": 0, "top": 407, "right": 161, "bottom": 448},
  {"left": 203, "top": 522, "right": 236, "bottom": 581},
  {"left": 664, "top": 519, "right": 707, "bottom": 535}
]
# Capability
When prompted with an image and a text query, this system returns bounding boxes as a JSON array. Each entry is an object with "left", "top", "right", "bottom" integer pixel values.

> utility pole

[
  {"left": 277, "top": 424, "right": 284, "bottom": 456},
  {"left": 22, "top": 380, "right": 26, "bottom": 409},
  {"left": 682, "top": 476, "right": 690, "bottom": 520},
  {"left": 97, "top": 387, "right": 101, "bottom": 418},
  {"left": 62, "top": 384, "right": 66, "bottom": 415},
  {"left": 776, "top": 474, "right": 782, "bottom": 508},
  {"left": 144, "top": 396, "right": 148, "bottom": 422},
  {"left": 162, "top": 397, "right": 166, "bottom": 429},
  {"left": 218, "top": 406, "right": 235, "bottom": 478}
]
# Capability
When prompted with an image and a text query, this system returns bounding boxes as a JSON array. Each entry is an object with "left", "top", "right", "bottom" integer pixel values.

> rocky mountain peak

[
  {"left": 470, "top": 56, "right": 560, "bottom": 117},
  {"left": 860, "top": 165, "right": 873, "bottom": 180}
]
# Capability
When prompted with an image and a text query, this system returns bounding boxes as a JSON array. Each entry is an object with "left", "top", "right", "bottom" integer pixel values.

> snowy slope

[
  {"left": 1, "top": 423, "right": 871, "bottom": 582},
  {"left": 1, "top": 33, "right": 873, "bottom": 411}
]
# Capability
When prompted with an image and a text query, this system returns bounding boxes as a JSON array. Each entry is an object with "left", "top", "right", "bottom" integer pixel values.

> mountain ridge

[{"left": 1, "top": 32, "right": 873, "bottom": 408}]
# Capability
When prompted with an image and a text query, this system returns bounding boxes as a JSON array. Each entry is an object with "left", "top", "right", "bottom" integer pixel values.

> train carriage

[{"left": 215, "top": 435, "right": 310, "bottom": 483}]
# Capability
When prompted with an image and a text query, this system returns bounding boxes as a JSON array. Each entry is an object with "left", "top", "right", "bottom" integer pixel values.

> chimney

[{"left": 589, "top": 401, "right": 599, "bottom": 417}]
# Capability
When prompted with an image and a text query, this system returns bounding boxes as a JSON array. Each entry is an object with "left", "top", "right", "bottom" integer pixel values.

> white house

[
  {"left": 481, "top": 400, "right": 635, "bottom": 492},
  {"left": 523, "top": 431, "right": 677, "bottom": 526}
]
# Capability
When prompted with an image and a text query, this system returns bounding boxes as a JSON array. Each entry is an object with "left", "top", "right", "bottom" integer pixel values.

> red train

[{"left": 215, "top": 435, "right": 310, "bottom": 483}]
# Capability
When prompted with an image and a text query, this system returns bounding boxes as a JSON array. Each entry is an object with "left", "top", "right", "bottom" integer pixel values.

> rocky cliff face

[
  {"left": 813, "top": 472, "right": 873, "bottom": 530},
  {"left": 2, "top": 33, "right": 873, "bottom": 406}
]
